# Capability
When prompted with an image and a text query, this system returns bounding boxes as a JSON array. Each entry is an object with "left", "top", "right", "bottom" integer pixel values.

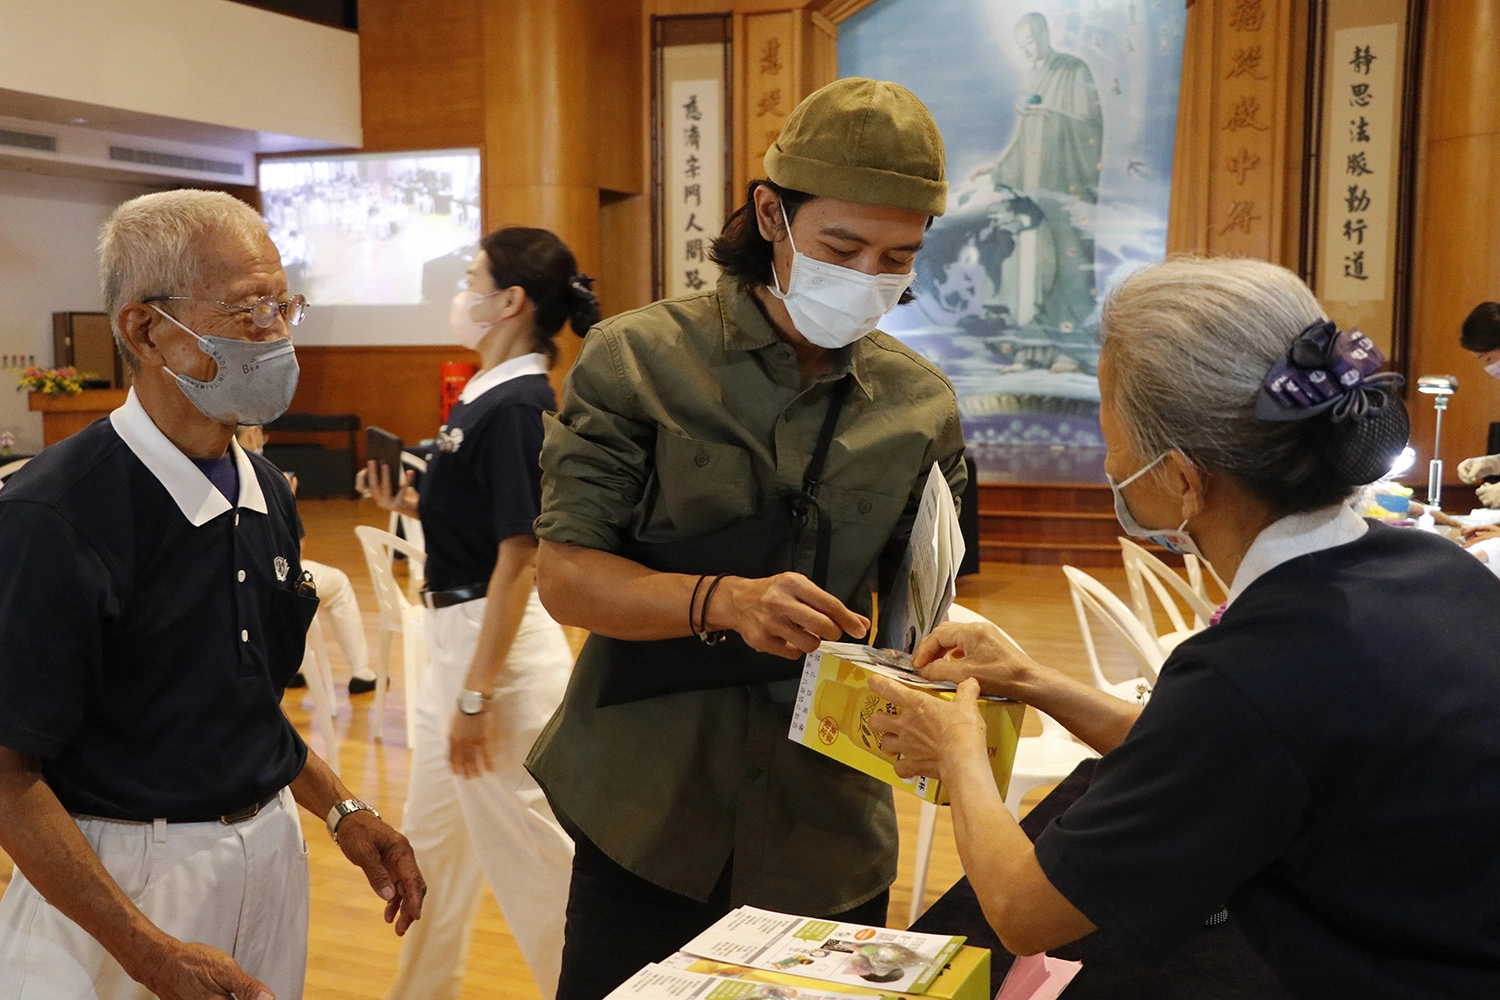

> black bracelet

[
  {"left": 698, "top": 573, "right": 729, "bottom": 645},
  {"left": 689, "top": 574, "right": 709, "bottom": 639}
]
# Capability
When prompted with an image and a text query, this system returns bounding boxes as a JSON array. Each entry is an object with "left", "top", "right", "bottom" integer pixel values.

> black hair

[
  {"left": 708, "top": 179, "right": 919, "bottom": 305},
  {"left": 1460, "top": 302, "right": 1500, "bottom": 354},
  {"left": 479, "top": 227, "right": 600, "bottom": 364}
]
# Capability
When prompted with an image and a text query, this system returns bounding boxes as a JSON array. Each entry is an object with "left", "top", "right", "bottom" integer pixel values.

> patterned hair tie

[
  {"left": 568, "top": 273, "right": 597, "bottom": 305},
  {"left": 1254, "top": 320, "right": 1404, "bottom": 423}
]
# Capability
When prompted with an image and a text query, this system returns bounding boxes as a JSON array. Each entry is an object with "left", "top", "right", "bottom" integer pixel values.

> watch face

[{"left": 459, "top": 691, "right": 486, "bottom": 714}]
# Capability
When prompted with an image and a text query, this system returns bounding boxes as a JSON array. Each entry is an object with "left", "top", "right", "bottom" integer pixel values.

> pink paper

[{"left": 993, "top": 952, "right": 1083, "bottom": 1000}]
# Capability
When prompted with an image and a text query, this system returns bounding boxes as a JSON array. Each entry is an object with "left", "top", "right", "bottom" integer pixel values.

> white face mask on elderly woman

[
  {"left": 767, "top": 204, "right": 916, "bottom": 350},
  {"left": 1108, "top": 452, "right": 1207, "bottom": 560}
]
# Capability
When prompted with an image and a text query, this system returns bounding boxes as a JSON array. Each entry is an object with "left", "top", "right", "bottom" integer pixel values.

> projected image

[{"left": 259, "top": 150, "right": 481, "bottom": 306}]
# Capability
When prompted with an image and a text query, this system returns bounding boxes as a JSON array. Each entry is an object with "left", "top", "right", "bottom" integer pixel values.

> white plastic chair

[
  {"left": 299, "top": 614, "right": 340, "bottom": 774},
  {"left": 390, "top": 452, "right": 426, "bottom": 584},
  {"left": 354, "top": 525, "right": 429, "bottom": 747},
  {"left": 1062, "top": 565, "right": 1163, "bottom": 695},
  {"left": 1118, "top": 537, "right": 1217, "bottom": 652}
]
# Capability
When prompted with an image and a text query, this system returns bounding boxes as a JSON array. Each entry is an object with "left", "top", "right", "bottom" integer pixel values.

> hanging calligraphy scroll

[
  {"left": 652, "top": 15, "right": 732, "bottom": 301},
  {"left": 1305, "top": 0, "right": 1424, "bottom": 364}
]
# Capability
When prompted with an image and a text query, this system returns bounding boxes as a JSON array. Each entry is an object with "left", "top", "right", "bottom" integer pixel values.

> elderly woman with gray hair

[{"left": 869, "top": 257, "right": 1500, "bottom": 999}]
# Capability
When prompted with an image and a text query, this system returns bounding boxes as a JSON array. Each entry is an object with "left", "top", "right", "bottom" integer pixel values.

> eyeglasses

[{"left": 144, "top": 294, "right": 308, "bottom": 328}]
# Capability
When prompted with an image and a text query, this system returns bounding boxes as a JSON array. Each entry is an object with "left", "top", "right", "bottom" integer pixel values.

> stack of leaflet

[
  {"left": 604, "top": 907, "right": 990, "bottom": 1000},
  {"left": 873, "top": 462, "right": 964, "bottom": 654}
]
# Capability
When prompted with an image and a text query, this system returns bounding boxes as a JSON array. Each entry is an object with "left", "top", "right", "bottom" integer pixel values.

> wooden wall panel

[
  {"left": 286, "top": 345, "right": 479, "bottom": 451},
  {"left": 1407, "top": 0, "right": 1500, "bottom": 472},
  {"left": 357, "top": 0, "right": 483, "bottom": 151}
]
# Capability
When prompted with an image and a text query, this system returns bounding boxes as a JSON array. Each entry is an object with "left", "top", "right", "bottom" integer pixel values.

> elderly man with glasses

[{"left": 0, "top": 189, "right": 425, "bottom": 1000}]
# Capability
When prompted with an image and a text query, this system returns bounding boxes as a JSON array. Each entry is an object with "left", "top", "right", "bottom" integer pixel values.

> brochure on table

[
  {"left": 604, "top": 962, "right": 901, "bottom": 999},
  {"left": 873, "top": 462, "right": 964, "bottom": 653},
  {"left": 678, "top": 906, "right": 965, "bottom": 996}
]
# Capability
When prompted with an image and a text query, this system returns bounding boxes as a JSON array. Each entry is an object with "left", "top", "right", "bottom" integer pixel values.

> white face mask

[
  {"left": 1485, "top": 357, "right": 1500, "bottom": 380},
  {"left": 449, "top": 289, "right": 499, "bottom": 350},
  {"left": 767, "top": 203, "right": 915, "bottom": 350},
  {"left": 1108, "top": 452, "right": 1205, "bottom": 559},
  {"left": 151, "top": 306, "right": 299, "bottom": 426}
]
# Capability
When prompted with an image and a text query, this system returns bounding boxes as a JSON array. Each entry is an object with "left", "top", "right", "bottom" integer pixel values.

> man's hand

[
  {"left": 331, "top": 811, "right": 426, "bottom": 935},
  {"left": 1457, "top": 454, "right": 1500, "bottom": 484},
  {"left": 133, "top": 939, "right": 273, "bottom": 1000},
  {"left": 866, "top": 676, "right": 988, "bottom": 783},
  {"left": 449, "top": 709, "right": 498, "bottom": 779},
  {"left": 912, "top": 621, "right": 1041, "bottom": 700},
  {"left": 711, "top": 573, "right": 869, "bottom": 658},
  {"left": 1478, "top": 482, "right": 1500, "bottom": 509},
  {"left": 1463, "top": 523, "right": 1500, "bottom": 547}
]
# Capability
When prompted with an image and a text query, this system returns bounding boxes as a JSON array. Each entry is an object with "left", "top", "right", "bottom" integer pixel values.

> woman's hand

[
  {"left": 913, "top": 621, "right": 1040, "bottom": 700},
  {"left": 364, "top": 459, "right": 420, "bottom": 518},
  {"left": 866, "top": 676, "right": 988, "bottom": 783},
  {"left": 448, "top": 709, "right": 498, "bottom": 779},
  {"left": 1463, "top": 523, "right": 1500, "bottom": 547},
  {"left": 708, "top": 573, "right": 870, "bottom": 659}
]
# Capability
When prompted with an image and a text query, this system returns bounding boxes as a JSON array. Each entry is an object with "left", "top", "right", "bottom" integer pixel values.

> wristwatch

[
  {"left": 326, "top": 798, "right": 380, "bottom": 843},
  {"left": 457, "top": 689, "right": 492, "bottom": 715}
]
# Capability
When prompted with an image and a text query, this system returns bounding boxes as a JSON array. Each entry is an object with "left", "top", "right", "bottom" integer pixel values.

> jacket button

[
  {"left": 694, "top": 452, "right": 710, "bottom": 467},
  {"left": 240, "top": 630, "right": 249, "bottom": 643},
  {"left": 858, "top": 499, "right": 873, "bottom": 514}
]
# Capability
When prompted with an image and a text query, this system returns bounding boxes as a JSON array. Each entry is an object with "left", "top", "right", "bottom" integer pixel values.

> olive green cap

[{"left": 764, "top": 77, "right": 947, "bottom": 217}]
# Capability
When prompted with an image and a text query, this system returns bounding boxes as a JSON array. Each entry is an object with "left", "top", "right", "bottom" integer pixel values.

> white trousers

[
  {"left": 384, "top": 590, "right": 574, "bottom": 1000},
  {"left": 0, "top": 788, "right": 309, "bottom": 1000},
  {"left": 303, "top": 557, "right": 376, "bottom": 681}
]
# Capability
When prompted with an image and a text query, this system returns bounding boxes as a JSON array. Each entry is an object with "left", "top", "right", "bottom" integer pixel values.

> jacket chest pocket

[
  {"left": 264, "top": 583, "right": 320, "bottom": 687},
  {"left": 648, "top": 427, "right": 756, "bottom": 536}
]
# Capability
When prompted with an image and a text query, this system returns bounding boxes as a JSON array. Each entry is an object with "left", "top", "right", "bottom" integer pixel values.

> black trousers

[{"left": 555, "top": 830, "right": 892, "bottom": 1000}]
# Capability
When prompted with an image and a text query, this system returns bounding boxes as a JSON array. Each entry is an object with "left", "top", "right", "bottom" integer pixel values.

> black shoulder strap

[{"left": 799, "top": 377, "right": 853, "bottom": 587}]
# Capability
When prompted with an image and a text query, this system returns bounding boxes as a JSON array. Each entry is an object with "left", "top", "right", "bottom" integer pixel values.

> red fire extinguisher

[{"left": 440, "top": 361, "right": 477, "bottom": 425}]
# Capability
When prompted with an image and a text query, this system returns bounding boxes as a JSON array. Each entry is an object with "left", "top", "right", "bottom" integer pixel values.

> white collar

[
  {"left": 457, "top": 353, "right": 549, "bottom": 404},
  {"left": 109, "top": 388, "right": 268, "bottom": 527},
  {"left": 1226, "top": 503, "right": 1368, "bottom": 605}
]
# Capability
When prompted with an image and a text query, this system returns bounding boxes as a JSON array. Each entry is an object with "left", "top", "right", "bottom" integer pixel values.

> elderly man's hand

[
  {"left": 913, "top": 621, "right": 1040, "bottom": 700},
  {"left": 333, "top": 811, "right": 426, "bottom": 935},
  {"left": 866, "top": 676, "right": 987, "bottom": 782},
  {"left": 1457, "top": 454, "right": 1500, "bottom": 484},
  {"left": 133, "top": 939, "right": 273, "bottom": 1000},
  {"left": 1478, "top": 482, "right": 1500, "bottom": 510}
]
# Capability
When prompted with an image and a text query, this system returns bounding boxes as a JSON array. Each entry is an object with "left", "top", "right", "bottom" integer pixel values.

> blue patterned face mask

[
  {"left": 151, "top": 306, "right": 299, "bottom": 426},
  {"left": 1108, "top": 452, "right": 1205, "bottom": 559}
]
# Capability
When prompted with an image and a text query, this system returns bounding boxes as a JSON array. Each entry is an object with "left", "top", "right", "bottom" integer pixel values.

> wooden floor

[{"left": 0, "top": 498, "right": 1135, "bottom": 1000}]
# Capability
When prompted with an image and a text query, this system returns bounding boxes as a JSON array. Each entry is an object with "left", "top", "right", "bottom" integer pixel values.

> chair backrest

[
  {"left": 354, "top": 525, "right": 427, "bottom": 629},
  {"left": 1062, "top": 565, "right": 1165, "bottom": 688},
  {"left": 399, "top": 450, "right": 428, "bottom": 474},
  {"left": 1183, "top": 552, "right": 1229, "bottom": 608},
  {"left": 1118, "top": 537, "right": 1218, "bottom": 634}
]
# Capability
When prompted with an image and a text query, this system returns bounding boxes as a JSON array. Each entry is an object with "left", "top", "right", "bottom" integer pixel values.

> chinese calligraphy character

[
  {"left": 685, "top": 238, "right": 705, "bottom": 262},
  {"left": 1344, "top": 185, "right": 1371, "bottom": 213},
  {"left": 1227, "top": 45, "right": 1267, "bottom": 80},
  {"left": 756, "top": 89, "right": 783, "bottom": 117},
  {"left": 1219, "top": 200, "right": 1262, "bottom": 235},
  {"left": 683, "top": 269, "right": 707, "bottom": 291},
  {"left": 1343, "top": 218, "right": 1368, "bottom": 245},
  {"left": 1343, "top": 251, "right": 1369, "bottom": 281},
  {"left": 683, "top": 183, "right": 701, "bottom": 207},
  {"left": 1230, "top": 0, "right": 1266, "bottom": 32},
  {"left": 1350, "top": 116, "right": 1371, "bottom": 143},
  {"left": 1224, "top": 95, "right": 1270, "bottom": 132},
  {"left": 1349, "top": 45, "right": 1376, "bottom": 75},
  {"left": 1349, "top": 82, "right": 1372, "bottom": 107},
  {"left": 1226, "top": 147, "right": 1262, "bottom": 184},
  {"left": 1346, "top": 152, "right": 1373, "bottom": 177},
  {"left": 682, "top": 94, "right": 702, "bottom": 121},
  {"left": 684, "top": 213, "right": 705, "bottom": 233},
  {"left": 759, "top": 38, "right": 782, "bottom": 75},
  {"left": 683, "top": 155, "right": 701, "bottom": 181},
  {"left": 684, "top": 124, "right": 701, "bottom": 150}
]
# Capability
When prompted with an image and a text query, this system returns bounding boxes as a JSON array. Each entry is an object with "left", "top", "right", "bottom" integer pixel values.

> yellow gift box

[
  {"left": 670, "top": 946, "right": 992, "bottom": 1000},
  {"left": 790, "top": 642, "right": 1025, "bottom": 805}
]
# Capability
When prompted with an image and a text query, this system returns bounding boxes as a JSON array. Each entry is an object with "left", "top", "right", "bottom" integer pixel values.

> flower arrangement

[
  {"left": 16, "top": 366, "right": 85, "bottom": 397},
  {"left": 0, "top": 431, "right": 12, "bottom": 458}
]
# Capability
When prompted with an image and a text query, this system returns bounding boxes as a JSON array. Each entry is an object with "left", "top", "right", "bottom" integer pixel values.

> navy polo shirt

[
  {"left": 419, "top": 354, "right": 555, "bottom": 592},
  {"left": 0, "top": 390, "right": 312, "bottom": 821},
  {"left": 1034, "top": 523, "right": 1500, "bottom": 998}
]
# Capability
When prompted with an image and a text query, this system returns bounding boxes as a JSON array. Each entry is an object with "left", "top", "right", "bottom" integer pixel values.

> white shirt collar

[
  {"left": 1226, "top": 503, "right": 1368, "bottom": 605},
  {"left": 109, "top": 388, "right": 268, "bottom": 527},
  {"left": 456, "top": 353, "right": 549, "bottom": 404}
]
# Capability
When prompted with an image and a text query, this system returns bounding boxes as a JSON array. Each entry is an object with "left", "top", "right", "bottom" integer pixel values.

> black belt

[
  {"left": 79, "top": 791, "right": 282, "bottom": 826},
  {"left": 217, "top": 792, "right": 281, "bottom": 824},
  {"left": 422, "top": 583, "right": 487, "bottom": 609}
]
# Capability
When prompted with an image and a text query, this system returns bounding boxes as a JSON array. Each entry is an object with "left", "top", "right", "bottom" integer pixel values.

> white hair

[
  {"left": 1100, "top": 255, "right": 1369, "bottom": 513},
  {"left": 98, "top": 189, "right": 268, "bottom": 370}
]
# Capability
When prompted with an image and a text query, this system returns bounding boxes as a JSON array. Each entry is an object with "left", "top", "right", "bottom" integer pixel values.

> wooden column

[{"left": 1407, "top": 0, "right": 1500, "bottom": 472}]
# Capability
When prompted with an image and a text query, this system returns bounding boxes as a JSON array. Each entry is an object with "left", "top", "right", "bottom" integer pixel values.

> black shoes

[
  {"left": 348, "top": 676, "right": 379, "bottom": 696},
  {"left": 286, "top": 671, "right": 308, "bottom": 689}
]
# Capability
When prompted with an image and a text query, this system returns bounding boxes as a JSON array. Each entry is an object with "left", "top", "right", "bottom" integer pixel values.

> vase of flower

[{"left": 16, "top": 366, "right": 85, "bottom": 398}]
